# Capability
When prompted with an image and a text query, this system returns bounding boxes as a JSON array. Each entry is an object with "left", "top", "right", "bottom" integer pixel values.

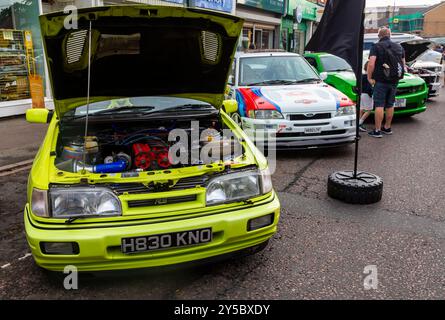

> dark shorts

[{"left": 373, "top": 82, "right": 397, "bottom": 109}]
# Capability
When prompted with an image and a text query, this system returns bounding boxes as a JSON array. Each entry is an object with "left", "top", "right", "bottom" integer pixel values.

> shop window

[
  {"left": 0, "top": 0, "right": 46, "bottom": 105},
  {"left": 0, "top": 29, "right": 30, "bottom": 101}
]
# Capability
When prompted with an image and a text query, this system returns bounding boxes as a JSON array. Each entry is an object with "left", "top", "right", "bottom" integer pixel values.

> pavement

[
  {"left": 1, "top": 91, "right": 445, "bottom": 299},
  {"left": 0, "top": 116, "right": 48, "bottom": 167}
]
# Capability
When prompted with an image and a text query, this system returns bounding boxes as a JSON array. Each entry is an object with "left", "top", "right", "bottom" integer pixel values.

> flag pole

[
  {"left": 353, "top": 3, "right": 366, "bottom": 178},
  {"left": 326, "top": 0, "right": 382, "bottom": 205}
]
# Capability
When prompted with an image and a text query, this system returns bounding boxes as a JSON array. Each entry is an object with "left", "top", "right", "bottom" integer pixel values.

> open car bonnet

[
  {"left": 400, "top": 39, "right": 434, "bottom": 65},
  {"left": 40, "top": 5, "right": 243, "bottom": 117}
]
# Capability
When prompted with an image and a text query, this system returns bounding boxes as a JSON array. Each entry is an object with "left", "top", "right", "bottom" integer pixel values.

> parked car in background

[
  {"left": 305, "top": 52, "right": 428, "bottom": 116},
  {"left": 364, "top": 33, "right": 441, "bottom": 98},
  {"left": 363, "top": 32, "right": 422, "bottom": 50},
  {"left": 401, "top": 40, "right": 443, "bottom": 97},
  {"left": 226, "top": 51, "right": 356, "bottom": 149}
]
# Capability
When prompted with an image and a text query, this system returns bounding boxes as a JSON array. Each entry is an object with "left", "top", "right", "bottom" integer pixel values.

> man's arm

[
  {"left": 367, "top": 55, "right": 376, "bottom": 86},
  {"left": 401, "top": 45, "right": 406, "bottom": 73}
]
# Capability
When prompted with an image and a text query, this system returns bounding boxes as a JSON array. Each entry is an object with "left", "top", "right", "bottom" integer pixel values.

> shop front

[
  {"left": 236, "top": 0, "right": 285, "bottom": 50},
  {"left": 0, "top": 0, "right": 50, "bottom": 117},
  {"left": 41, "top": 0, "right": 235, "bottom": 14},
  {"left": 281, "top": 0, "right": 318, "bottom": 54}
]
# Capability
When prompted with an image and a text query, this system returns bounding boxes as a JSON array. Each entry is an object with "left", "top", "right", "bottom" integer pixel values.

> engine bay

[{"left": 55, "top": 117, "right": 243, "bottom": 174}]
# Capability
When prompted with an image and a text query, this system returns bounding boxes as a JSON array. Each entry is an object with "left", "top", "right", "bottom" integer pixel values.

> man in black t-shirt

[{"left": 367, "top": 27, "right": 405, "bottom": 138}]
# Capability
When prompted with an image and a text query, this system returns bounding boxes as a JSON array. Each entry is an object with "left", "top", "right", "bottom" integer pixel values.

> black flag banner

[
  {"left": 305, "top": 0, "right": 366, "bottom": 79},
  {"left": 308, "top": 0, "right": 384, "bottom": 205}
]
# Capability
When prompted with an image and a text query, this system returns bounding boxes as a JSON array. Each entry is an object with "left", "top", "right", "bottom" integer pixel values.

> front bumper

[
  {"left": 428, "top": 82, "right": 441, "bottom": 96},
  {"left": 241, "top": 115, "right": 356, "bottom": 149},
  {"left": 24, "top": 194, "right": 280, "bottom": 272},
  {"left": 392, "top": 88, "right": 428, "bottom": 116}
]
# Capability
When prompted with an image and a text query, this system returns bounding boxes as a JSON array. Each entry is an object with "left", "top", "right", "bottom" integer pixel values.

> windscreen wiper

[
  {"left": 294, "top": 78, "right": 322, "bottom": 84},
  {"left": 247, "top": 79, "right": 302, "bottom": 86},
  {"left": 153, "top": 104, "right": 215, "bottom": 113}
]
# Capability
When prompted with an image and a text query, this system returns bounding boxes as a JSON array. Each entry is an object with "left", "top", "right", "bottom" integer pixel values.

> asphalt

[{"left": 0, "top": 91, "right": 444, "bottom": 299}]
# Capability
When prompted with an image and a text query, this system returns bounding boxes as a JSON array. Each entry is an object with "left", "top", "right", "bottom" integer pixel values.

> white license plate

[
  {"left": 395, "top": 98, "right": 406, "bottom": 108},
  {"left": 304, "top": 127, "right": 322, "bottom": 134},
  {"left": 121, "top": 228, "right": 212, "bottom": 254}
]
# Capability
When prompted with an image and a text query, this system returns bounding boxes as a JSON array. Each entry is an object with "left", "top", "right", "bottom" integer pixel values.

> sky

[{"left": 366, "top": 0, "right": 442, "bottom": 7}]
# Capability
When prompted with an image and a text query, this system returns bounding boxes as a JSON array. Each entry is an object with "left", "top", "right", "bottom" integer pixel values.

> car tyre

[{"left": 327, "top": 170, "right": 383, "bottom": 204}]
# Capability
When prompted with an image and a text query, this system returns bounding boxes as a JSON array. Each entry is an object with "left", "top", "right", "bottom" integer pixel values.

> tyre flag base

[
  {"left": 327, "top": 171, "right": 383, "bottom": 204},
  {"left": 304, "top": 0, "right": 383, "bottom": 205}
]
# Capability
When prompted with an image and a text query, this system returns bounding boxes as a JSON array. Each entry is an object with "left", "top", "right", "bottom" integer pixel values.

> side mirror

[
  {"left": 225, "top": 85, "right": 231, "bottom": 96},
  {"left": 320, "top": 72, "right": 328, "bottom": 81},
  {"left": 222, "top": 99, "right": 238, "bottom": 114},
  {"left": 26, "top": 108, "right": 52, "bottom": 124}
]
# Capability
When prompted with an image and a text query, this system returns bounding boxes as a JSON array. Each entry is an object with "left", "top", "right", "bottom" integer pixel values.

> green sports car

[{"left": 304, "top": 52, "right": 428, "bottom": 116}]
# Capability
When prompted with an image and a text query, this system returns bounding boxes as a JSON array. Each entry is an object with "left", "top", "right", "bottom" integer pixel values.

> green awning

[{"left": 288, "top": 0, "right": 319, "bottom": 21}]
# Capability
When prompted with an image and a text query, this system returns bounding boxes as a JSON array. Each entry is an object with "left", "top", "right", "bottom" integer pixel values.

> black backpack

[{"left": 376, "top": 42, "right": 404, "bottom": 82}]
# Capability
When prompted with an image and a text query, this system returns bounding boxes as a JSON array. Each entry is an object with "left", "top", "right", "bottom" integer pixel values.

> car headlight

[
  {"left": 50, "top": 187, "right": 122, "bottom": 219},
  {"left": 206, "top": 169, "right": 273, "bottom": 206},
  {"left": 260, "top": 168, "right": 273, "bottom": 194},
  {"left": 248, "top": 110, "right": 284, "bottom": 119},
  {"left": 31, "top": 188, "right": 49, "bottom": 217},
  {"left": 335, "top": 106, "right": 356, "bottom": 117}
]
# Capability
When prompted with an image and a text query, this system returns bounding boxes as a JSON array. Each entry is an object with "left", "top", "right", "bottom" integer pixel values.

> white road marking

[
  {"left": 18, "top": 253, "right": 32, "bottom": 261},
  {"left": 0, "top": 159, "right": 34, "bottom": 177},
  {"left": 1, "top": 263, "right": 11, "bottom": 269}
]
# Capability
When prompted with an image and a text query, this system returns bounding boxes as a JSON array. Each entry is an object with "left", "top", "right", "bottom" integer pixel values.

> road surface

[{"left": 1, "top": 91, "right": 444, "bottom": 299}]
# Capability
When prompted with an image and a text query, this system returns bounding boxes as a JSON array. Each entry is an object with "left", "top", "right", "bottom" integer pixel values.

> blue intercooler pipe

[{"left": 94, "top": 160, "right": 128, "bottom": 173}]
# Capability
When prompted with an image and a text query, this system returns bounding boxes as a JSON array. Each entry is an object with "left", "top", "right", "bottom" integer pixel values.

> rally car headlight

[
  {"left": 50, "top": 187, "right": 122, "bottom": 219},
  {"left": 249, "top": 110, "right": 284, "bottom": 119},
  {"left": 335, "top": 106, "right": 356, "bottom": 117},
  {"left": 206, "top": 169, "right": 272, "bottom": 206}
]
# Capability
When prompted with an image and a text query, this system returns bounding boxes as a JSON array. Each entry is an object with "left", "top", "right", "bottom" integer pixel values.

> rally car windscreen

[{"left": 239, "top": 56, "right": 319, "bottom": 86}]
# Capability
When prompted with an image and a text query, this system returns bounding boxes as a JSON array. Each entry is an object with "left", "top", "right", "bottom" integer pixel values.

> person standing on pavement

[{"left": 367, "top": 27, "right": 406, "bottom": 138}]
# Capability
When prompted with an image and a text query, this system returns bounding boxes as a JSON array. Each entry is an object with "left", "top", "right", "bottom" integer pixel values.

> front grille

[
  {"left": 275, "top": 129, "right": 346, "bottom": 138},
  {"left": 109, "top": 175, "right": 209, "bottom": 195},
  {"left": 397, "top": 85, "right": 423, "bottom": 96},
  {"left": 289, "top": 113, "right": 332, "bottom": 121},
  {"left": 293, "top": 122, "right": 330, "bottom": 127},
  {"left": 420, "top": 75, "right": 437, "bottom": 84},
  {"left": 127, "top": 195, "right": 198, "bottom": 208}
]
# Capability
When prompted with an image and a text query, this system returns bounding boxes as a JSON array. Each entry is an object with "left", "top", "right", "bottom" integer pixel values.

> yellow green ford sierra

[{"left": 24, "top": 5, "right": 280, "bottom": 272}]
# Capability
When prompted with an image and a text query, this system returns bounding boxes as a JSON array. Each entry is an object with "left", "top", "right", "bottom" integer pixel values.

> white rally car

[{"left": 227, "top": 51, "right": 356, "bottom": 149}]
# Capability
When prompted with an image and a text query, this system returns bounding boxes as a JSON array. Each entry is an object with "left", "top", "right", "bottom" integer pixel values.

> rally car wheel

[{"left": 327, "top": 170, "right": 383, "bottom": 204}]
